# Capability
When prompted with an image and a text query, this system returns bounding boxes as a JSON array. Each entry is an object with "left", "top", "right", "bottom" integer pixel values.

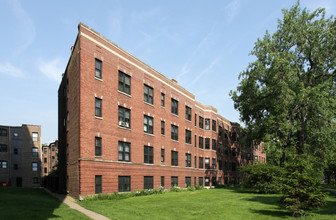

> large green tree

[{"left": 230, "top": 2, "right": 336, "bottom": 168}]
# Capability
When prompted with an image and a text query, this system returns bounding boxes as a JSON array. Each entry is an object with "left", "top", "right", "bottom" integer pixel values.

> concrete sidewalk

[{"left": 43, "top": 188, "right": 110, "bottom": 220}]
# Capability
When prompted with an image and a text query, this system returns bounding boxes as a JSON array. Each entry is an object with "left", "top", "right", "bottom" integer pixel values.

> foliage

[
  {"left": 241, "top": 163, "right": 284, "bottom": 194},
  {"left": 230, "top": 1, "right": 336, "bottom": 166},
  {"left": 194, "top": 184, "right": 203, "bottom": 190},
  {"left": 79, "top": 188, "right": 336, "bottom": 220},
  {"left": 280, "top": 157, "right": 326, "bottom": 216},
  {"left": 324, "top": 152, "right": 336, "bottom": 184}
]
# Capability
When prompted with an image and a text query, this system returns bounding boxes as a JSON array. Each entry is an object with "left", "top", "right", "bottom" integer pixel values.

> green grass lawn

[
  {"left": 79, "top": 188, "right": 336, "bottom": 220},
  {"left": 0, "top": 187, "right": 90, "bottom": 220}
]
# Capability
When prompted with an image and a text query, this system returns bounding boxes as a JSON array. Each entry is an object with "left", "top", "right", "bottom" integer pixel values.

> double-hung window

[
  {"left": 161, "top": 149, "right": 165, "bottom": 162},
  {"left": 212, "top": 139, "right": 217, "bottom": 151},
  {"left": 161, "top": 121, "right": 165, "bottom": 135},
  {"left": 118, "top": 71, "right": 131, "bottom": 95},
  {"left": 95, "top": 175, "right": 102, "bottom": 194},
  {"left": 171, "top": 151, "right": 178, "bottom": 166},
  {"left": 185, "top": 153, "right": 191, "bottom": 167},
  {"left": 95, "top": 97, "right": 102, "bottom": 117},
  {"left": 171, "top": 98, "right": 178, "bottom": 115},
  {"left": 205, "top": 119, "right": 210, "bottom": 130},
  {"left": 118, "top": 141, "right": 130, "bottom": 162},
  {"left": 185, "top": 106, "right": 191, "bottom": 121},
  {"left": 205, "top": 158, "right": 210, "bottom": 169},
  {"left": 144, "top": 115, "right": 153, "bottom": 134},
  {"left": 205, "top": 138, "right": 210, "bottom": 150},
  {"left": 95, "top": 137, "right": 102, "bottom": 156},
  {"left": 171, "top": 125, "right": 178, "bottom": 141},
  {"left": 95, "top": 59, "right": 102, "bottom": 79},
  {"left": 0, "top": 144, "right": 7, "bottom": 152},
  {"left": 32, "top": 148, "right": 38, "bottom": 157},
  {"left": 118, "top": 106, "right": 131, "bottom": 128},
  {"left": 144, "top": 176, "right": 153, "bottom": 190},
  {"left": 32, "top": 132, "right": 39, "bottom": 142},
  {"left": 32, "top": 162, "right": 38, "bottom": 171},
  {"left": 118, "top": 176, "right": 130, "bottom": 192},
  {"left": 185, "top": 130, "right": 191, "bottom": 144},
  {"left": 212, "top": 120, "right": 216, "bottom": 132},
  {"left": 171, "top": 176, "right": 178, "bottom": 187},
  {"left": 199, "top": 116, "right": 204, "bottom": 129},
  {"left": 144, "top": 146, "right": 153, "bottom": 164},
  {"left": 144, "top": 84, "right": 153, "bottom": 104},
  {"left": 199, "top": 137, "right": 203, "bottom": 149},
  {"left": 161, "top": 93, "right": 165, "bottom": 107},
  {"left": 199, "top": 157, "right": 203, "bottom": 168}
]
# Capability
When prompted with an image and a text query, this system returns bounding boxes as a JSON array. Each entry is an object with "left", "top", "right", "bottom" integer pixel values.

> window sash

[
  {"left": 95, "top": 137, "right": 102, "bottom": 156},
  {"left": 118, "top": 71, "right": 131, "bottom": 95},
  {"left": 95, "top": 59, "right": 102, "bottom": 79},
  {"left": 118, "top": 141, "right": 130, "bottom": 162},
  {"left": 161, "top": 121, "right": 165, "bottom": 135},
  {"left": 185, "top": 130, "right": 191, "bottom": 144},
  {"left": 118, "top": 176, "right": 130, "bottom": 192},
  {"left": 161, "top": 93, "right": 165, "bottom": 107},
  {"left": 118, "top": 107, "right": 131, "bottom": 128},
  {"left": 171, "top": 99, "right": 178, "bottom": 115},
  {"left": 161, "top": 149, "right": 165, "bottom": 162},
  {"left": 185, "top": 154, "right": 191, "bottom": 167},
  {"left": 199, "top": 116, "right": 204, "bottom": 129},
  {"left": 185, "top": 106, "right": 191, "bottom": 121},
  {"left": 95, "top": 175, "right": 102, "bottom": 194},
  {"left": 171, "top": 151, "right": 178, "bottom": 166},
  {"left": 205, "top": 138, "right": 210, "bottom": 149},
  {"left": 171, "top": 125, "right": 178, "bottom": 141},
  {"left": 199, "top": 157, "right": 203, "bottom": 168},
  {"left": 144, "top": 116, "right": 153, "bottom": 134},
  {"left": 144, "top": 176, "right": 153, "bottom": 190},
  {"left": 199, "top": 137, "right": 203, "bottom": 149},
  {"left": 171, "top": 176, "right": 178, "bottom": 187},
  {"left": 95, "top": 98, "right": 102, "bottom": 117},
  {"left": 144, "top": 146, "right": 153, "bottom": 164},
  {"left": 144, "top": 85, "right": 153, "bottom": 104},
  {"left": 205, "top": 119, "right": 210, "bottom": 130}
]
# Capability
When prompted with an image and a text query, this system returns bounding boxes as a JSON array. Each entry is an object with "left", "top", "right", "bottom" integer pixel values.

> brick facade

[
  {"left": 42, "top": 141, "right": 58, "bottom": 176},
  {"left": 0, "top": 124, "right": 41, "bottom": 187},
  {"left": 58, "top": 23, "right": 266, "bottom": 199}
]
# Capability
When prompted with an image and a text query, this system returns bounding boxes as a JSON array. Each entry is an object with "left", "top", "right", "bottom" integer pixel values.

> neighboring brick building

[
  {"left": 0, "top": 124, "right": 41, "bottom": 187},
  {"left": 42, "top": 141, "right": 58, "bottom": 176},
  {"left": 58, "top": 23, "right": 266, "bottom": 199}
]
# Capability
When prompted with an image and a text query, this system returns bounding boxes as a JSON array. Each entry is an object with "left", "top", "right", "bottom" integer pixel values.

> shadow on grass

[
  {"left": 311, "top": 191, "right": 336, "bottom": 216},
  {"left": 0, "top": 187, "right": 73, "bottom": 220}
]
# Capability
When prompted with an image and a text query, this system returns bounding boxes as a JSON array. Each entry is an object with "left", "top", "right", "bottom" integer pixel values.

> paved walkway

[{"left": 43, "top": 188, "right": 110, "bottom": 220}]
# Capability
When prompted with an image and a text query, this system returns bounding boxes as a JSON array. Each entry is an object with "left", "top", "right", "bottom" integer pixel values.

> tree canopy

[{"left": 230, "top": 2, "right": 336, "bottom": 168}]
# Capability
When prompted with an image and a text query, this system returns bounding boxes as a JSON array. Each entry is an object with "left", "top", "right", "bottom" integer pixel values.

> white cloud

[
  {"left": 224, "top": 0, "right": 241, "bottom": 24},
  {"left": 8, "top": 0, "right": 36, "bottom": 57},
  {"left": 37, "top": 58, "right": 65, "bottom": 82},
  {"left": 0, "top": 62, "right": 24, "bottom": 78}
]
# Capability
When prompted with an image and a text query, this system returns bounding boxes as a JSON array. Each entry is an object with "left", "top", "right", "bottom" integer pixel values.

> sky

[{"left": 1, "top": 0, "right": 335, "bottom": 144}]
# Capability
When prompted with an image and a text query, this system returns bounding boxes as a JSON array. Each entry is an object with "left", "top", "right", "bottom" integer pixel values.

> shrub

[
  {"left": 187, "top": 186, "right": 195, "bottom": 191},
  {"left": 241, "top": 163, "right": 284, "bottom": 194},
  {"left": 280, "top": 158, "right": 326, "bottom": 216},
  {"left": 194, "top": 184, "right": 203, "bottom": 190},
  {"left": 169, "top": 186, "right": 182, "bottom": 192}
]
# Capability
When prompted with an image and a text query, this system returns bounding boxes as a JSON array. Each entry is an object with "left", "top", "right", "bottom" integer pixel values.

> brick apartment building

[
  {"left": 0, "top": 124, "right": 41, "bottom": 187},
  {"left": 58, "top": 23, "right": 266, "bottom": 199},
  {"left": 42, "top": 141, "right": 58, "bottom": 176}
]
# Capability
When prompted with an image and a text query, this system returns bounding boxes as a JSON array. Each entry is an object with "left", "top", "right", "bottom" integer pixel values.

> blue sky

[{"left": 1, "top": 0, "right": 335, "bottom": 144}]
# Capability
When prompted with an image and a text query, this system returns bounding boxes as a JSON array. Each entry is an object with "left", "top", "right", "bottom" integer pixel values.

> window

[
  {"left": 171, "top": 98, "right": 178, "bottom": 115},
  {"left": 185, "top": 177, "right": 191, "bottom": 187},
  {"left": 118, "top": 141, "right": 130, "bottom": 162},
  {"left": 144, "top": 176, "right": 153, "bottom": 190},
  {"left": 44, "top": 167, "right": 47, "bottom": 173},
  {"left": 205, "top": 119, "right": 210, "bottom": 130},
  {"left": 212, "top": 158, "right": 216, "bottom": 169},
  {"left": 95, "top": 59, "right": 102, "bottom": 79},
  {"left": 0, "top": 128, "right": 7, "bottom": 136},
  {"left": 195, "top": 114, "right": 197, "bottom": 126},
  {"left": 14, "top": 164, "right": 18, "bottom": 170},
  {"left": 14, "top": 148, "right": 18, "bottom": 155},
  {"left": 0, "top": 161, "right": 7, "bottom": 168},
  {"left": 219, "top": 126, "right": 223, "bottom": 137},
  {"left": 161, "top": 93, "right": 165, "bottom": 107},
  {"left": 171, "top": 125, "right": 178, "bottom": 141},
  {"left": 205, "top": 177, "right": 210, "bottom": 186},
  {"left": 185, "top": 106, "right": 191, "bottom": 121},
  {"left": 161, "top": 121, "right": 165, "bottom": 135},
  {"left": 95, "top": 97, "right": 102, "bottom": 117},
  {"left": 171, "top": 176, "right": 178, "bottom": 187},
  {"left": 118, "top": 106, "right": 131, "bottom": 128},
  {"left": 32, "top": 147, "right": 38, "bottom": 157},
  {"left": 95, "top": 175, "right": 102, "bottom": 194},
  {"left": 118, "top": 70, "right": 131, "bottom": 95},
  {"left": 144, "top": 146, "right": 153, "bottom": 164},
  {"left": 118, "top": 176, "right": 130, "bottom": 192},
  {"left": 44, "top": 158, "right": 47, "bottom": 164},
  {"left": 205, "top": 138, "right": 210, "bottom": 150},
  {"left": 43, "top": 148, "right": 47, "bottom": 154},
  {"left": 161, "top": 176, "right": 165, "bottom": 188},
  {"left": 199, "top": 157, "right": 203, "bottom": 168},
  {"left": 185, "top": 130, "right": 191, "bottom": 144},
  {"left": 212, "top": 139, "right": 217, "bottom": 151},
  {"left": 171, "top": 151, "right": 178, "bottom": 166},
  {"left": 194, "top": 135, "right": 197, "bottom": 148},
  {"left": 205, "top": 158, "right": 210, "bottom": 169},
  {"left": 194, "top": 156, "right": 196, "bottom": 168},
  {"left": 33, "top": 177, "right": 39, "bottom": 184},
  {"left": 144, "top": 84, "right": 153, "bottom": 104},
  {"left": 52, "top": 156, "right": 55, "bottom": 162},
  {"left": 144, "top": 115, "right": 153, "bottom": 134},
  {"left": 95, "top": 137, "right": 102, "bottom": 156},
  {"left": 0, "top": 144, "right": 7, "bottom": 152},
  {"left": 185, "top": 153, "right": 191, "bottom": 167},
  {"left": 161, "top": 149, "right": 165, "bottom": 162},
  {"left": 199, "top": 116, "right": 204, "bottom": 129},
  {"left": 32, "top": 132, "right": 39, "bottom": 142},
  {"left": 212, "top": 120, "right": 216, "bottom": 132},
  {"left": 199, "top": 137, "right": 203, "bottom": 149},
  {"left": 199, "top": 177, "right": 203, "bottom": 186},
  {"left": 32, "top": 162, "right": 38, "bottom": 171}
]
